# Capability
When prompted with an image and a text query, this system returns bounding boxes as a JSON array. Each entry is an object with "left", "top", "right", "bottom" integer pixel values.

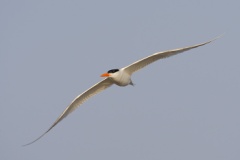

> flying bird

[{"left": 23, "top": 36, "right": 220, "bottom": 146}]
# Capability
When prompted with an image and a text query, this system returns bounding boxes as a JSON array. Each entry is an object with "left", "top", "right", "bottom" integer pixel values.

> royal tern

[{"left": 23, "top": 36, "right": 220, "bottom": 146}]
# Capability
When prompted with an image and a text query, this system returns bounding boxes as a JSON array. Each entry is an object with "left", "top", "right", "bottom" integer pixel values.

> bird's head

[{"left": 101, "top": 69, "right": 119, "bottom": 77}]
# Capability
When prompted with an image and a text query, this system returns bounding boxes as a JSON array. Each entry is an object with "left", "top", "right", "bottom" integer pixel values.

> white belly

[{"left": 111, "top": 69, "right": 132, "bottom": 86}]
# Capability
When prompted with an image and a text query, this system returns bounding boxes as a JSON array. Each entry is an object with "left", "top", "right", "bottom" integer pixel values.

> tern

[{"left": 23, "top": 36, "right": 220, "bottom": 146}]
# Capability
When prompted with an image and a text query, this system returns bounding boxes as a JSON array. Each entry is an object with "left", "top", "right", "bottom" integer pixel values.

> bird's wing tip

[
  {"left": 22, "top": 136, "right": 43, "bottom": 147},
  {"left": 211, "top": 33, "right": 224, "bottom": 42},
  {"left": 22, "top": 130, "right": 50, "bottom": 147}
]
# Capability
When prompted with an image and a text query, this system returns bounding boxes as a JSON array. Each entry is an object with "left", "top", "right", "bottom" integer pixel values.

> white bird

[{"left": 23, "top": 36, "right": 220, "bottom": 146}]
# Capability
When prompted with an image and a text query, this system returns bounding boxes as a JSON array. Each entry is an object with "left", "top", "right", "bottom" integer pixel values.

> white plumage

[{"left": 23, "top": 36, "right": 220, "bottom": 146}]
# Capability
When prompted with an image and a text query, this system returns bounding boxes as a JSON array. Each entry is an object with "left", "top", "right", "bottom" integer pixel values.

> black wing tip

[
  {"left": 22, "top": 130, "right": 51, "bottom": 146},
  {"left": 22, "top": 141, "right": 37, "bottom": 147},
  {"left": 22, "top": 132, "right": 47, "bottom": 147},
  {"left": 22, "top": 115, "right": 63, "bottom": 147}
]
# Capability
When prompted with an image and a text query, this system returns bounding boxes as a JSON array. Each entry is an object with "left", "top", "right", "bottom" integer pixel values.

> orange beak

[{"left": 100, "top": 73, "right": 110, "bottom": 77}]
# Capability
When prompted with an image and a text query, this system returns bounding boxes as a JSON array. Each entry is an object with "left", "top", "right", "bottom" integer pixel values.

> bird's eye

[{"left": 107, "top": 69, "right": 119, "bottom": 73}]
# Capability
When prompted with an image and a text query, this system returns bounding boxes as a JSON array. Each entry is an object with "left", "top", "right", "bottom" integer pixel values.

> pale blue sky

[{"left": 1, "top": 0, "right": 240, "bottom": 160}]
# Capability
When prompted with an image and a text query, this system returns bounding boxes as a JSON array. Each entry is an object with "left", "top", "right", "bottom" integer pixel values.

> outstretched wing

[
  {"left": 23, "top": 78, "right": 113, "bottom": 146},
  {"left": 123, "top": 36, "right": 220, "bottom": 75}
]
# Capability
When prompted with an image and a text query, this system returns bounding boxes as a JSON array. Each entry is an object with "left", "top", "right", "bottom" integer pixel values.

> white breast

[{"left": 110, "top": 69, "right": 132, "bottom": 86}]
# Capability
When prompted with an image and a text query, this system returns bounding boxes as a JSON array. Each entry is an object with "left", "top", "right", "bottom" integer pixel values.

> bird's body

[
  {"left": 23, "top": 36, "right": 220, "bottom": 146},
  {"left": 105, "top": 68, "right": 133, "bottom": 86}
]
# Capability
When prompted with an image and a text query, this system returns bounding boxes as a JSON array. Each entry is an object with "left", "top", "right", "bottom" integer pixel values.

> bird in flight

[{"left": 23, "top": 36, "right": 220, "bottom": 146}]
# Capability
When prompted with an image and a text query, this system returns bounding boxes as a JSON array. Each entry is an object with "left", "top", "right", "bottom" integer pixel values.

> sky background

[{"left": 1, "top": 0, "right": 240, "bottom": 160}]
